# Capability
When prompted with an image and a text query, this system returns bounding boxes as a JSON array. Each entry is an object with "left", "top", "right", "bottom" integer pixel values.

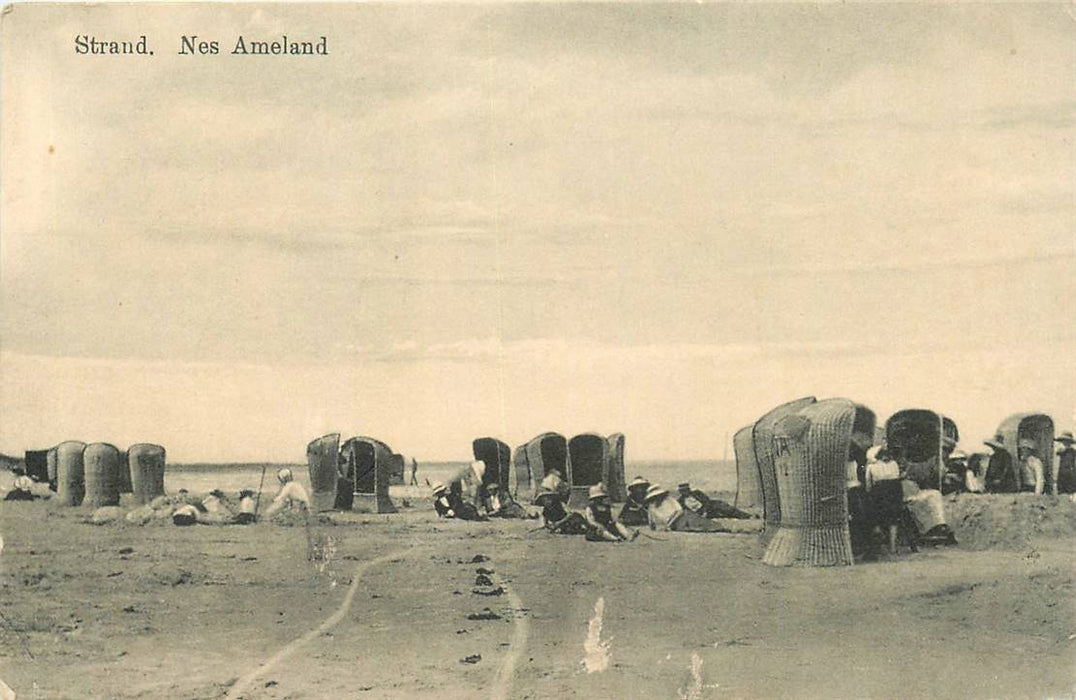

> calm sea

[{"left": 167, "top": 459, "right": 738, "bottom": 500}]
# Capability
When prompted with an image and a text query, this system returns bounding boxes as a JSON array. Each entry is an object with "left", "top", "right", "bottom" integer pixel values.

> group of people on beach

[
  {"left": 430, "top": 460, "right": 756, "bottom": 543},
  {"left": 946, "top": 430, "right": 1076, "bottom": 496}
]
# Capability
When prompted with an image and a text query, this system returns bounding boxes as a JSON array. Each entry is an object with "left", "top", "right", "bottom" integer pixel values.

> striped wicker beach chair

[
  {"left": 762, "top": 398, "right": 865, "bottom": 567},
  {"left": 752, "top": 397, "right": 818, "bottom": 546},
  {"left": 306, "top": 433, "right": 341, "bottom": 512}
]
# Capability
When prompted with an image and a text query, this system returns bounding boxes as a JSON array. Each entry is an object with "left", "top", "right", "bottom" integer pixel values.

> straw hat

[
  {"left": 643, "top": 485, "right": 668, "bottom": 503},
  {"left": 629, "top": 476, "right": 650, "bottom": 489},
  {"left": 277, "top": 468, "right": 293, "bottom": 483},
  {"left": 1018, "top": 438, "right": 1037, "bottom": 452},
  {"left": 588, "top": 484, "right": 607, "bottom": 500},
  {"left": 984, "top": 435, "right": 1005, "bottom": 450},
  {"left": 949, "top": 449, "right": 968, "bottom": 462},
  {"left": 1055, "top": 431, "right": 1075, "bottom": 445},
  {"left": 487, "top": 482, "right": 500, "bottom": 491},
  {"left": 431, "top": 482, "right": 447, "bottom": 496}
]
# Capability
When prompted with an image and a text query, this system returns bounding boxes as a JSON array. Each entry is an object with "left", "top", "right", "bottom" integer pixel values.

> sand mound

[{"left": 945, "top": 493, "right": 1076, "bottom": 550}]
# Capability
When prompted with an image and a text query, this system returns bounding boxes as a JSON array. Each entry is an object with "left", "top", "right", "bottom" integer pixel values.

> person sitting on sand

[
  {"left": 172, "top": 503, "right": 202, "bottom": 526},
  {"left": 984, "top": 435, "right": 1017, "bottom": 493},
  {"left": 1017, "top": 439, "right": 1045, "bottom": 495},
  {"left": 1056, "top": 431, "right": 1076, "bottom": 495},
  {"left": 901, "top": 479, "right": 956, "bottom": 546},
  {"left": 644, "top": 485, "right": 722, "bottom": 532},
  {"left": 198, "top": 490, "right": 238, "bottom": 525},
  {"left": 431, "top": 482, "right": 485, "bottom": 521},
  {"left": 485, "top": 483, "right": 529, "bottom": 519},
  {"left": 540, "top": 468, "right": 571, "bottom": 503},
  {"left": 263, "top": 468, "right": 311, "bottom": 519},
  {"left": 4, "top": 472, "right": 36, "bottom": 501},
  {"left": 942, "top": 450, "right": 970, "bottom": 495},
  {"left": 584, "top": 484, "right": 637, "bottom": 542},
  {"left": 676, "top": 482, "right": 753, "bottom": 520},
  {"left": 234, "top": 489, "right": 257, "bottom": 524},
  {"left": 617, "top": 476, "right": 651, "bottom": 526},
  {"left": 534, "top": 488, "right": 587, "bottom": 534}
]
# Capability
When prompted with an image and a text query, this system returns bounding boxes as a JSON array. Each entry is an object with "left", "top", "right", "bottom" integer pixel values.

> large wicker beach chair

[
  {"left": 306, "top": 433, "right": 341, "bottom": 512},
  {"left": 605, "top": 433, "right": 628, "bottom": 503},
  {"left": 473, "top": 437, "right": 512, "bottom": 495},
  {"left": 761, "top": 398, "right": 863, "bottom": 567},
  {"left": 84, "top": 442, "right": 123, "bottom": 508},
  {"left": 567, "top": 433, "right": 609, "bottom": 508},
  {"left": 339, "top": 436, "right": 398, "bottom": 514},
  {"left": 886, "top": 409, "right": 959, "bottom": 491},
  {"left": 128, "top": 443, "right": 166, "bottom": 505},
  {"left": 55, "top": 440, "right": 87, "bottom": 506},
  {"left": 752, "top": 397, "right": 818, "bottom": 545},
  {"left": 513, "top": 432, "right": 569, "bottom": 503},
  {"left": 997, "top": 413, "right": 1055, "bottom": 493}
]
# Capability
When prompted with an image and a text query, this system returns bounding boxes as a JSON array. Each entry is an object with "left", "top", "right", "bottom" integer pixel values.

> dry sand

[{"left": 1, "top": 491, "right": 1074, "bottom": 700}]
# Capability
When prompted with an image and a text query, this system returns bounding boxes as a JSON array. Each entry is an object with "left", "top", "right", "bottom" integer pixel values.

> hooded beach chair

[
  {"left": 751, "top": 397, "right": 818, "bottom": 545},
  {"left": 996, "top": 413, "right": 1055, "bottom": 493},
  {"left": 885, "top": 409, "right": 959, "bottom": 491}
]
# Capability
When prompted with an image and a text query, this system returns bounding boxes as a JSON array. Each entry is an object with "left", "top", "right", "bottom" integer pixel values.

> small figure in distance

[
  {"left": 584, "top": 484, "right": 637, "bottom": 542},
  {"left": 409, "top": 457, "right": 419, "bottom": 486}
]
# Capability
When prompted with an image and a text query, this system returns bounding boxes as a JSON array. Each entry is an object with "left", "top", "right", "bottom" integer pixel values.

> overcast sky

[{"left": 2, "top": 3, "right": 1073, "bottom": 462}]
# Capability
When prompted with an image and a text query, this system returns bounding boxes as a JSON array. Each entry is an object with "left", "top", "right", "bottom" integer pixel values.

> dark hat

[
  {"left": 677, "top": 482, "right": 691, "bottom": 491},
  {"left": 1055, "top": 431, "right": 1075, "bottom": 445}
]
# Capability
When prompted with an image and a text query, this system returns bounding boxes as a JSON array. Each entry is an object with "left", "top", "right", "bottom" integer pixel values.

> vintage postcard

[{"left": 1, "top": 3, "right": 1074, "bottom": 699}]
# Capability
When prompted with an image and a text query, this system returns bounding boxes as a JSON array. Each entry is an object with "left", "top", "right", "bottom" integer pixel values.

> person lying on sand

[
  {"left": 198, "top": 490, "right": 238, "bottom": 525},
  {"left": 4, "top": 473, "right": 37, "bottom": 501},
  {"left": 584, "top": 485, "right": 637, "bottom": 542},
  {"left": 643, "top": 485, "right": 723, "bottom": 532},
  {"left": 617, "top": 476, "right": 651, "bottom": 526},
  {"left": 534, "top": 488, "right": 587, "bottom": 534},
  {"left": 172, "top": 503, "right": 201, "bottom": 526},
  {"left": 234, "top": 489, "right": 257, "bottom": 524},
  {"left": 485, "top": 483, "right": 529, "bottom": 519},
  {"left": 676, "top": 482, "right": 753, "bottom": 520},
  {"left": 431, "top": 482, "right": 485, "bottom": 521},
  {"left": 901, "top": 480, "right": 957, "bottom": 546},
  {"left": 262, "top": 468, "right": 311, "bottom": 519}
]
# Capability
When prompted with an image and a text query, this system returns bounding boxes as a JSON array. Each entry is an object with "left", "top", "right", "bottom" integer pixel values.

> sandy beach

[{"left": 1, "top": 483, "right": 1074, "bottom": 700}]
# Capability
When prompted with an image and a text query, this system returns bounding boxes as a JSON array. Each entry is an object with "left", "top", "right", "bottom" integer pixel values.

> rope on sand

[
  {"left": 223, "top": 547, "right": 415, "bottom": 699},
  {"left": 489, "top": 570, "right": 529, "bottom": 700}
]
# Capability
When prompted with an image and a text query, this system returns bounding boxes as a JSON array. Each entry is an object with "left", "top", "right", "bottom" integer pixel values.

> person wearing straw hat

[
  {"left": 583, "top": 484, "right": 637, "bottom": 542},
  {"left": 263, "top": 468, "right": 312, "bottom": 519},
  {"left": 617, "top": 476, "right": 651, "bottom": 526},
  {"left": 534, "top": 488, "right": 587, "bottom": 534},
  {"left": 539, "top": 467, "right": 571, "bottom": 504},
  {"left": 983, "top": 434, "right": 1017, "bottom": 494},
  {"left": 485, "top": 482, "right": 528, "bottom": 519},
  {"left": 676, "top": 482, "right": 753, "bottom": 520},
  {"left": 1055, "top": 431, "right": 1076, "bottom": 494},
  {"left": 643, "top": 484, "right": 721, "bottom": 532},
  {"left": 431, "top": 481, "right": 484, "bottom": 521},
  {"left": 1016, "top": 438, "right": 1044, "bottom": 495}
]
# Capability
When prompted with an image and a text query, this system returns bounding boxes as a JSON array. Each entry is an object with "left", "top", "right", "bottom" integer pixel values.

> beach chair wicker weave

[
  {"left": 516, "top": 432, "right": 569, "bottom": 503},
  {"left": 55, "top": 440, "right": 87, "bottom": 507},
  {"left": 306, "top": 433, "right": 341, "bottom": 513},
  {"left": 128, "top": 443, "right": 166, "bottom": 505},
  {"left": 606, "top": 433, "right": 627, "bottom": 503},
  {"left": 752, "top": 397, "right": 817, "bottom": 545},
  {"left": 84, "top": 442, "right": 122, "bottom": 508},
  {"left": 733, "top": 424, "right": 760, "bottom": 509},
  {"left": 762, "top": 399, "right": 856, "bottom": 567}
]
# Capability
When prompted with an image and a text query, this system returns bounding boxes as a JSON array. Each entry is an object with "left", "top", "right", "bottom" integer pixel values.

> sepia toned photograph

[{"left": 1, "top": 3, "right": 1074, "bottom": 698}]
